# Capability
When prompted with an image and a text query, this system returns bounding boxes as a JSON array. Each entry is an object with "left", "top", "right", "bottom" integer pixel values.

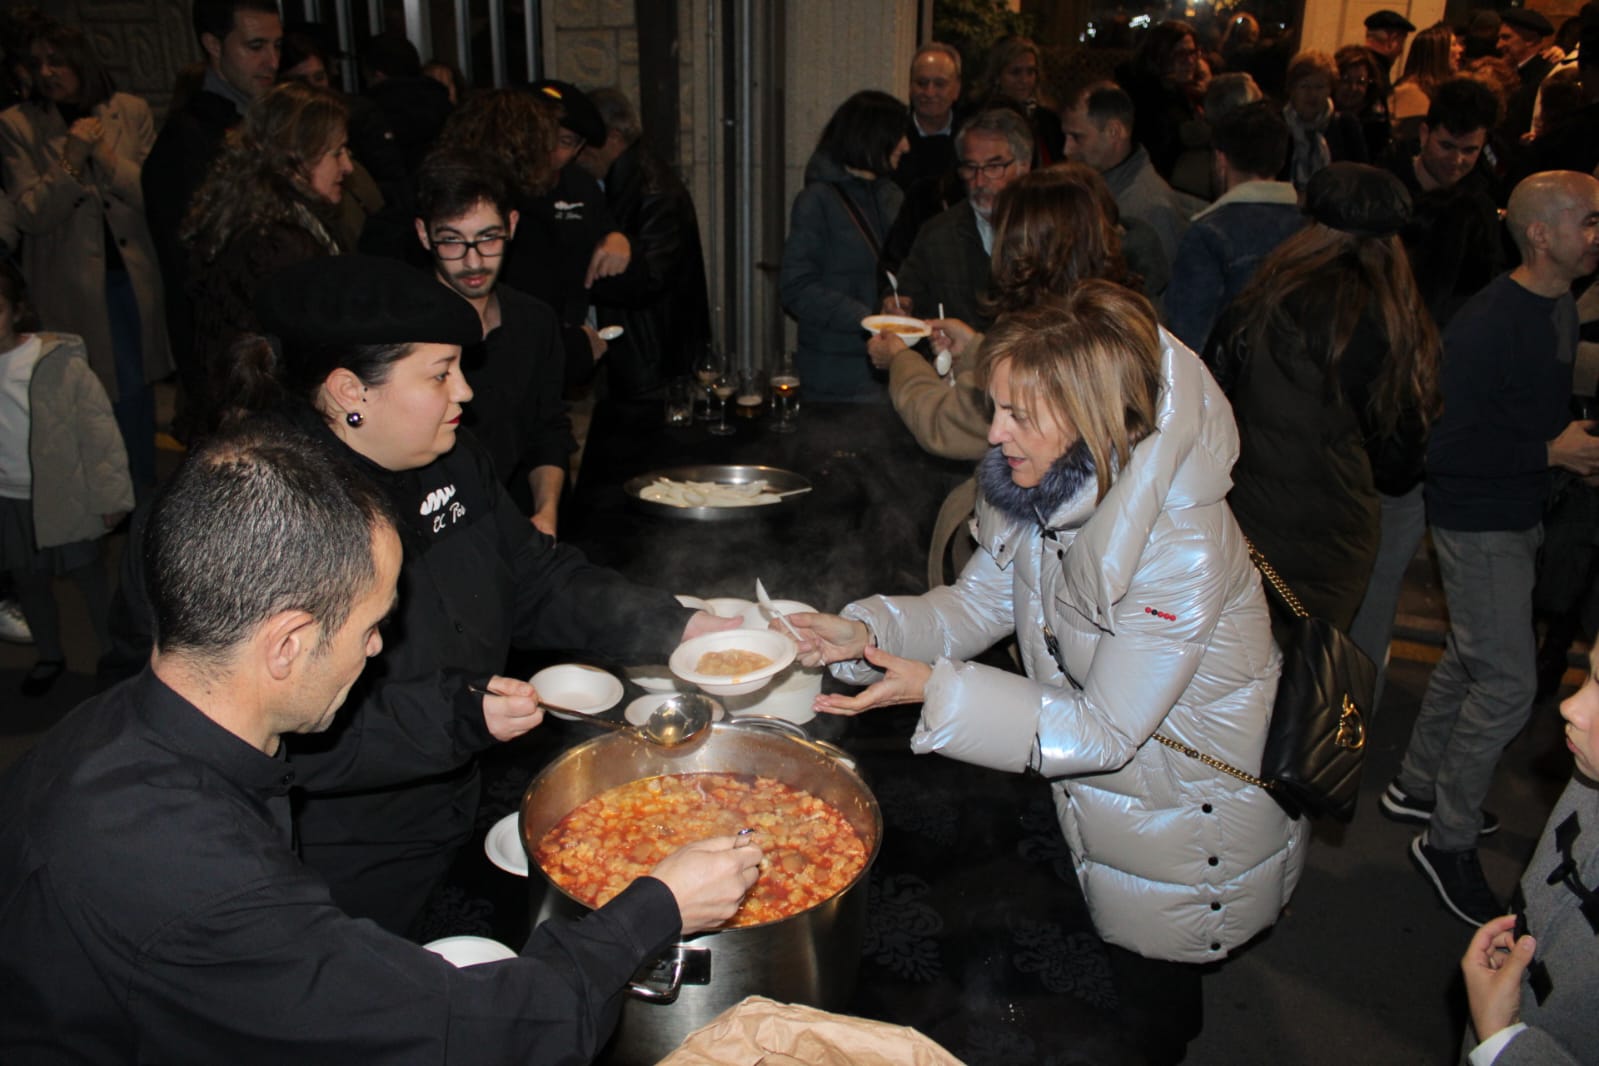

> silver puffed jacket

[{"left": 833, "top": 332, "right": 1307, "bottom": 962}]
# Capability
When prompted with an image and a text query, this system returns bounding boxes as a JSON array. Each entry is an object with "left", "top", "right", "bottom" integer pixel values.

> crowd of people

[
  {"left": 780, "top": 8, "right": 1599, "bottom": 1065},
  {"left": 0, "top": 0, "right": 713, "bottom": 691},
  {"left": 1, "top": 2, "right": 1598, "bottom": 1064}
]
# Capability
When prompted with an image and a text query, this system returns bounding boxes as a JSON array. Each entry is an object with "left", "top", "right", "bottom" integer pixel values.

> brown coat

[{"left": 0, "top": 94, "right": 172, "bottom": 394}]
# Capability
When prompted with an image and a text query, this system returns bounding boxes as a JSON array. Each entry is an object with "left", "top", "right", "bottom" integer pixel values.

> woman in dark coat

[
  {"left": 975, "top": 37, "right": 1065, "bottom": 165},
  {"left": 1204, "top": 163, "right": 1439, "bottom": 629},
  {"left": 778, "top": 90, "right": 907, "bottom": 403},
  {"left": 181, "top": 81, "right": 352, "bottom": 434}
]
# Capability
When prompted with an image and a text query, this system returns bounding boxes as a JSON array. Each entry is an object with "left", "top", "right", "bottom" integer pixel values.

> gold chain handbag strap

[
  {"left": 1148, "top": 537, "right": 1289, "bottom": 791},
  {"left": 1244, "top": 536, "right": 1308, "bottom": 619},
  {"left": 1150, "top": 535, "right": 1367, "bottom": 788},
  {"left": 1150, "top": 732, "right": 1276, "bottom": 790}
]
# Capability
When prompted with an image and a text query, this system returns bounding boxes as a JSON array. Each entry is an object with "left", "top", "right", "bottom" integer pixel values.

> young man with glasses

[{"left": 415, "top": 149, "right": 575, "bottom": 537}]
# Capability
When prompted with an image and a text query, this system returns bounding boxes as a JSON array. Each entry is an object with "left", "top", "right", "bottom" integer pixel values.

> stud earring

[{"left": 346, "top": 411, "right": 364, "bottom": 427}]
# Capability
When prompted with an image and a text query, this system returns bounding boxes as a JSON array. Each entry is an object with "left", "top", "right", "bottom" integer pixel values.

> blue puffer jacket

[
  {"left": 778, "top": 151, "right": 902, "bottom": 403},
  {"left": 833, "top": 333, "right": 1307, "bottom": 962}
]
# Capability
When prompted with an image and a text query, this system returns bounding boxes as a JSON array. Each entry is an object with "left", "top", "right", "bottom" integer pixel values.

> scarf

[
  {"left": 1283, "top": 99, "right": 1332, "bottom": 191},
  {"left": 976, "top": 439, "right": 1097, "bottom": 529}
]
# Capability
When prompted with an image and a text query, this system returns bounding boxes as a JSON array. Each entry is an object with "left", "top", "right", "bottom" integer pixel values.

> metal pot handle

[
  {"left": 723, "top": 715, "right": 859, "bottom": 772},
  {"left": 628, "top": 945, "right": 711, "bottom": 1003},
  {"left": 723, "top": 714, "right": 810, "bottom": 741}
]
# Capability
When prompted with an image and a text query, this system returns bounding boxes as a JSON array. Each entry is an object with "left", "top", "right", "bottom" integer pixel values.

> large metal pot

[{"left": 520, "top": 716, "right": 882, "bottom": 1065}]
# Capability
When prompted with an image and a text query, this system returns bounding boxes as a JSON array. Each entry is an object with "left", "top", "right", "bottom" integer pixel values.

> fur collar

[{"left": 977, "top": 440, "right": 1097, "bottom": 527}]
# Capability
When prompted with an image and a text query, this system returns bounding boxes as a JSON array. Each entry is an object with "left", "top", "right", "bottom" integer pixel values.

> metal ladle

[{"left": 471, "top": 684, "right": 716, "bottom": 747}]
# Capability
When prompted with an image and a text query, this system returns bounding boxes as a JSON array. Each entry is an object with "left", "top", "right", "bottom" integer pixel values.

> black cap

[
  {"left": 1304, "top": 162, "right": 1412, "bottom": 238},
  {"left": 1500, "top": 8, "right": 1554, "bottom": 37},
  {"left": 1364, "top": 10, "right": 1416, "bottom": 33},
  {"left": 255, "top": 256, "right": 482, "bottom": 351},
  {"left": 529, "top": 79, "right": 606, "bottom": 146}
]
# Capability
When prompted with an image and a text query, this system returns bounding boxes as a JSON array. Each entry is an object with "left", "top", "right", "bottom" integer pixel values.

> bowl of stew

[{"left": 669, "top": 628, "right": 796, "bottom": 696}]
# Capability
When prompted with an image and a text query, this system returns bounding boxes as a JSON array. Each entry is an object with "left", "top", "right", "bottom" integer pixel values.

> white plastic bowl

[
  {"left": 703, "top": 596, "right": 761, "bottom": 625},
  {"left": 424, "top": 936, "right": 517, "bottom": 967},
  {"left": 669, "top": 628, "right": 797, "bottom": 696},
  {"left": 624, "top": 664, "right": 687, "bottom": 693},
  {"left": 861, "top": 313, "right": 931, "bottom": 342},
  {"left": 529, "top": 663, "right": 623, "bottom": 715}
]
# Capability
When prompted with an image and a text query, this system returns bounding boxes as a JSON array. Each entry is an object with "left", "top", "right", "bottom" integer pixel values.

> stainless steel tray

[{"left": 623, "top": 464, "right": 810, "bottom": 522}]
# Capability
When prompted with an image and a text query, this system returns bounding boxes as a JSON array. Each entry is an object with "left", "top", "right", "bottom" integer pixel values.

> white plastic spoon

[
  {"left": 933, "top": 300, "right": 953, "bottom": 377},
  {"left": 755, "top": 578, "right": 804, "bottom": 643}
]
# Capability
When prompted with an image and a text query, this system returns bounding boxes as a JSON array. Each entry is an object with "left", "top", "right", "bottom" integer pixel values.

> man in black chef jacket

[{"left": 0, "top": 417, "right": 761, "bottom": 1064}]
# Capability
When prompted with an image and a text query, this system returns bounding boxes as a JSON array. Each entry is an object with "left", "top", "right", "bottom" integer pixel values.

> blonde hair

[
  {"left": 978, "top": 280, "right": 1162, "bottom": 501},
  {"left": 182, "top": 81, "right": 348, "bottom": 261}
]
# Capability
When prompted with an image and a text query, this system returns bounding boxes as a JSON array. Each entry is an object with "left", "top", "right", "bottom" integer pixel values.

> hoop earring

[{"left": 346, "top": 411, "right": 364, "bottom": 428}]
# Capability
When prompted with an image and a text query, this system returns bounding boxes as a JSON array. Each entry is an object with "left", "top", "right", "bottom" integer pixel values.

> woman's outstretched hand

[
  {"left": 781, "top": 611, "right": 870, "bottom": 667},
  {"left": 813, "top": 643, "right": 930, "bottom": 716}
]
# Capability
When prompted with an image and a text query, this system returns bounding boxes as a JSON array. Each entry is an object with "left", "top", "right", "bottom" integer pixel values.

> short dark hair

[
  {"left": 0, "top": 260, "right": 39, "bottom": 332},
  {"left": 1212, "top": 101, "right": 1289, "bottom": 178},
  {"left": 415, "top": 147, "right": 516, "bottom": 224},
  {"left": 362, "top": 31, "right": 421, "bottom": 79},
  {"left": 191, "top": 0, "right": 279, "bottom": 50},
  {"left": 1425, "top": 76, "right": 1500, "bottom": 134},
  {"left": 26, "top": 21, "right": 115, "bottom": 108},
  {"left": 816, "top": 89, "right": 907, "bottom": 176},
  {"left": 588, "top": 86, "right": 641, "bottom": 144},
  {"left": 1076, "top": 81, "right": 1136, "bottom": 131},
  {"left": 278, "top": 29, "right": 330, "bottom": 79},
  {"left": 146, "top": 417, "right": 395, "bottom": 659}
]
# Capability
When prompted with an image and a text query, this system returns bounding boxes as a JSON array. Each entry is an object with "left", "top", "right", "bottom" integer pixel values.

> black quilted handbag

[{"left": 1153, "top": 540, "right": 1377, "bottom": 822}]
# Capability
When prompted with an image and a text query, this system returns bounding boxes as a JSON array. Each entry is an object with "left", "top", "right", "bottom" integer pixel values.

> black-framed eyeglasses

[
  {"left": 956, "top": 158, "right": 1016, "bottom": 181},
  {"left": 432, "top": 235, "right": 507, "bottom": 261}
]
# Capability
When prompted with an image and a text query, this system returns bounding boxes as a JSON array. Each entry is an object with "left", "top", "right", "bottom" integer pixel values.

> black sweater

[{"left": 1425, "top": 273, "right": 1576, "bottom": 531}]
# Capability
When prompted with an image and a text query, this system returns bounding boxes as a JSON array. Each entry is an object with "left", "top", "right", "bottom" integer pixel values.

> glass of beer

[
  {"left": 735, "top": 368, "right": 767, "bottom": 420},
  {"left": 770, "top": 355, "right": 801, "bottom": 434}
]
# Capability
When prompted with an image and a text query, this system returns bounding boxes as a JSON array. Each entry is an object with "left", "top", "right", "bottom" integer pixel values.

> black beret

[
  {"left": 1364, "top": 10, "right": 1416, "bottom": 32},
  {"left": 1304, "top": 162, "right": 1412, "bottom": 238},
  {"left": 1500, "top": 8, "right": 1554, "bottom": 37},
  {"left": 255, "top": 255, "right": 482, "bottom": 351},
  {"left": 529, "top": 79, "right": 607, "bottom": 146}
]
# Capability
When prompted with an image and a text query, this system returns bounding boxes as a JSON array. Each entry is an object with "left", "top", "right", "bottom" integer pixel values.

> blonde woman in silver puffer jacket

[{"left": 788, "top": 283, "right": 1306, "bottom": 1057}]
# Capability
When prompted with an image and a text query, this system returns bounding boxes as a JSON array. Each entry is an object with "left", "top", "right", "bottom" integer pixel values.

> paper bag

[{"left": 655, "top": 996, "right": 964, "bottom": 1066}]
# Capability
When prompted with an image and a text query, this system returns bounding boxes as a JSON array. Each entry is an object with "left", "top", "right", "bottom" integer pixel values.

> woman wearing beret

[
  {"left": 1204, "top": 162, "right": 1440, "bottom": 630},
  {"left": 113, "top": 255, "right": 732, "bottom": 935}
]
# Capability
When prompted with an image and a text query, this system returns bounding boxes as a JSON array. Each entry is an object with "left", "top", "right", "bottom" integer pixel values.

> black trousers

[{"left": 1104, "top": 942, "right": 1205, "bottom": 1066}]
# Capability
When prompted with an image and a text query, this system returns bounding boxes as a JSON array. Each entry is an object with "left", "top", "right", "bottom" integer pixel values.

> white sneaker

[{"left": 0, "top": 598, "right": 32, "bottom": 644}]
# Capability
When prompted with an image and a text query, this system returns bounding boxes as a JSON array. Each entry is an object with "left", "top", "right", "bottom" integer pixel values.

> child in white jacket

[{"left": 0, "top": 263, "right": 131, "bottom": 695}]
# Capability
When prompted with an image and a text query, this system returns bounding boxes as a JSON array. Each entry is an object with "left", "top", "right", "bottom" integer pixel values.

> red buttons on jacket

[{"left": 1143, "top": 606, "right": 1177, "bottom": 621}]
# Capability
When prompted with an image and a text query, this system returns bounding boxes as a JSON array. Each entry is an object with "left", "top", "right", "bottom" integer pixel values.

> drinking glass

[
  {"left": 734, "top": 367, "right": 767, "bottom": 420},
  {"left": 770, "top": 356, "right": 801, "bottom": 434},
  {"left": 708, "top": 370, "right": 737, "bottom": 436},
  {"left": 693, "top": 345, "right": 722, "bottom": 421},
  {"left": 663, "top": 377, "right": 695, "bottom": 426}
]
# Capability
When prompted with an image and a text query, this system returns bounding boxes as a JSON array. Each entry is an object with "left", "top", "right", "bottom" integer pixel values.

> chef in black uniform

[
  {"left": 110, "top": 255, "right": 740, "bottom": 935},
  {"left": 0, "top": 414, "right": 762, "bottom": 1063}
]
